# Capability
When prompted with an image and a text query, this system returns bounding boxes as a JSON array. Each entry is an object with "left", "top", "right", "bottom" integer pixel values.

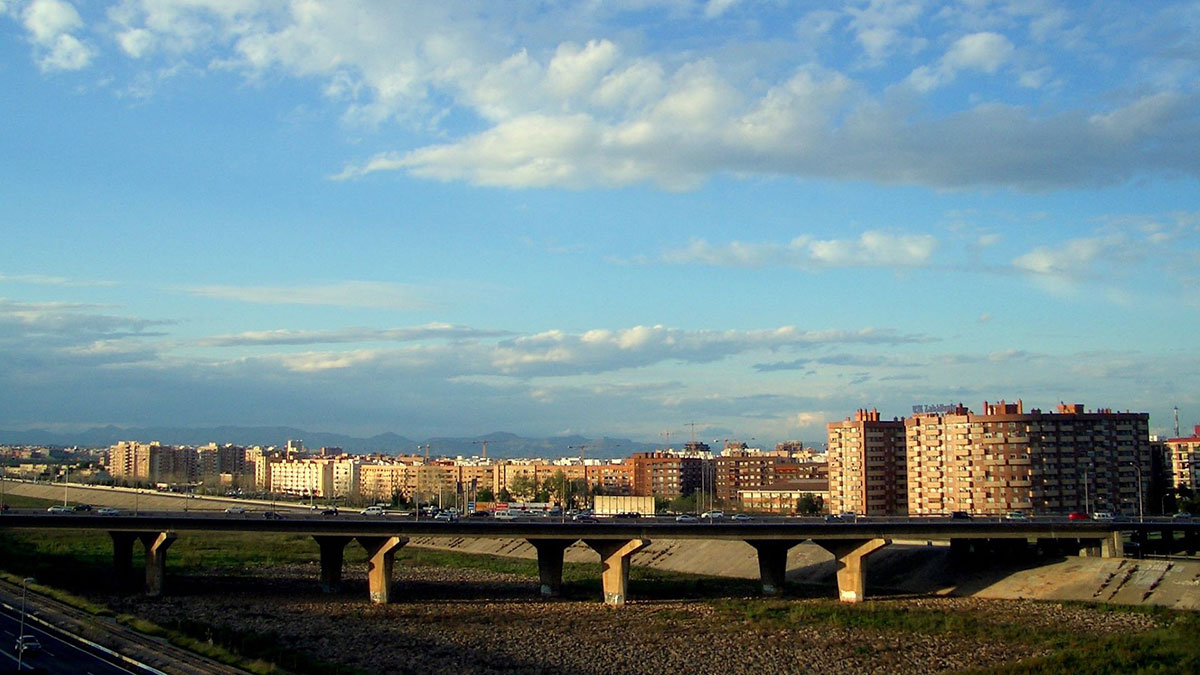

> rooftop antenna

[{"left": 1175, "top": 406, "right": 1180, "bottom": 438}]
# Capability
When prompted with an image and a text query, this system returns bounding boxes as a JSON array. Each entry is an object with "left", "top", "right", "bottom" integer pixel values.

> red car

[{"left": 1068, "top": 512, "right": 1090, "bottom": 521}]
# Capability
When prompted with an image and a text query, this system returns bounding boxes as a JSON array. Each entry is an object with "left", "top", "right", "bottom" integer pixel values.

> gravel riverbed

[{"left": 105, "top": 563, "right": 1160, "bottom": 674}]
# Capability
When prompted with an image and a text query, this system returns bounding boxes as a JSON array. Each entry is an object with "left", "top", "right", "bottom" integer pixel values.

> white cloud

[
  {"left": 661, "top": 231, "right": 937, "bottom": 269},
  {"left": 906, "top": 31, "right": 1014, "bottom": 92},
  {"left": 181, "top": 281, "right": 432, "bottom": 310},
  {"left": 196, "top": 323, "right": 513, "bottom": 348},
  {"left": 22, "top": 0, "right": 93, "bottom": 71}
]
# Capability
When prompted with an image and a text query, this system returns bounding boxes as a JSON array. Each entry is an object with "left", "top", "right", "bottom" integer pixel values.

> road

[{"left": 0, "top": 604, "right": 146, "bottom": 674}]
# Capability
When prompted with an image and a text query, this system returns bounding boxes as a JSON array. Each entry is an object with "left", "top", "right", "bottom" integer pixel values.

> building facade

[
  {"left": 1165, "top": 425, "right": 1200, "bottom": 493},
  {"left": 826, "top": 409, "right": 907, "bottom": 516},
  {"left": 905, "top": 401, "right": 1152, "bottom": 517}
]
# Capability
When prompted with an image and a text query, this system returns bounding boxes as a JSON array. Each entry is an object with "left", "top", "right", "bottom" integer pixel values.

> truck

[{"left": 593, "top": 495, "right": 655, "bottom": 517}]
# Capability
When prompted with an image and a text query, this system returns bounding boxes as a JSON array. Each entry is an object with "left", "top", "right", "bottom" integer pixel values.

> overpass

[{"left": 4, "top": 513, "right": 1196, "bottom": 605}]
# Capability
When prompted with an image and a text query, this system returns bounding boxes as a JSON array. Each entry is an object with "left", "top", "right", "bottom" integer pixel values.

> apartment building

[
  {"left": 826, "top": 409, "right": 907, "bottom": 516},
  {"left": 107, "top": 441, "right": 198, "bottom": 482},
  {"left": 905, "top": 401, "right": 1151, "bottom": 517},
  {"left": 630, "top": 452, "right": 704, "bottom": 498},
  {"left": 1165, "top": 425, "right": 1200, "bottom": 493},
  {"left": 268, "top": 457, "right": 360, "bottom": 499}
]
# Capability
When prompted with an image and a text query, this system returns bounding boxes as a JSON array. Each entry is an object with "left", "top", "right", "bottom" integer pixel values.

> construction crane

[{"left": 472, "top": 440, "right": 489, "bottom": 460}]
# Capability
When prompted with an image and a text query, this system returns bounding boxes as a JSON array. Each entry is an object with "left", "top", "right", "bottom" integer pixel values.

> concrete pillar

[
  {"left": 528, "top": 539, "right": 575, "bottom": 597},
  {"left": 584, "top": 539, "right": 649, "bottom": 605},
  {"left": 109, "top": 531, "right": 139, "bottom": 590},
  {"left": 812, "top": 538, "right": 889, "bottom": 603},
  {"left": 1100, "top": 531, "right": 1124, "bottom": 558},
  {"left": 1184, "top": 530, "right": 1198, "bottom": 556},
  {"left": 356, "top": 536, "right": 407, "bottom": 604},
  {"left": 745, "top": 540, "right": 802, "bottom": 596},
  {"left": 314, "top": 535, "right": 353, "bottom": 593},
  {"left": 138, "top": 532, "right": 176, "bottom": 597}
]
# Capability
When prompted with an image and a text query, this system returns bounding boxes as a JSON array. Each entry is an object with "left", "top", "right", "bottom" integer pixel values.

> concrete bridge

[{"left": 4, "top": 513, "right": 1195, "bottom": 605}]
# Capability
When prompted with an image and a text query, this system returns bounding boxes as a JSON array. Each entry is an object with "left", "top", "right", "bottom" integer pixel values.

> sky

[{"left": 1, "top": 0, "right": 1199, "bottom": 447}]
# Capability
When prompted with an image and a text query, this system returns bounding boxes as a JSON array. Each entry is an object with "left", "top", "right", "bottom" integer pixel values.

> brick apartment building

[{"left": 826, "top": 409, "right": 907, "bottom": 516}]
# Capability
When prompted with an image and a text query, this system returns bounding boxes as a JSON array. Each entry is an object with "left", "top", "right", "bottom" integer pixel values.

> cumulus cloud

[
  {"left": 22, "top": 0, "right": 93, "bottom": 71},
  {"left": 10, "top": 2, "right": 1200, "bottom": 191},
  {"left": 181, "top": 281, "right": 433, "bottom": 310},
  {"left": 661, "top": 231, "right": 938, "bottom": 269}
]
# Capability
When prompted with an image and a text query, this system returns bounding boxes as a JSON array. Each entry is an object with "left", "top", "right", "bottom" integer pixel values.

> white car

[
  {"left": 700, "top": 510, "right": 725, "bottom": 519},
  {"left": 224, "top": 506, "right": 246, "bottom": 514},
  {"left": 675, "top": 514, "right": 699, "bottom": 523},
  {"left": 361, "top": 506, "right": 384, "bottom": 516},
  {"left": 46, "top": 504, "right": 71, "bottom": 514},
  {"left": 493, "top": 509, "right": 518, "bottom": 521},
  {"left": 1092, "top": 511, "right": 1115, "bottom": 521},
  {"left": 731, "top": 513, "right": 753, "bottom": 522},
  {"left": 97, "top": 507, "right": 120, "bottom": 516}
]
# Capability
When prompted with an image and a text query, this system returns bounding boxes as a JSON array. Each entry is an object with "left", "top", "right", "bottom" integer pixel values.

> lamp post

[
  {"left": 1131, "top": 462, "right": 1144, "bottom": 523},
  {"left": 63, "top": 465, "right": 69, "bottom": 507},
  {"left": 18, "top": 576, "right": 35, "bottom": 670}
]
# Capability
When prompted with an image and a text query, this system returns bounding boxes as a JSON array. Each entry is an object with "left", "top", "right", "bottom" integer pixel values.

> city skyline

[{"left": 2, "top": 1, "right": 1199, "bottom": 445}]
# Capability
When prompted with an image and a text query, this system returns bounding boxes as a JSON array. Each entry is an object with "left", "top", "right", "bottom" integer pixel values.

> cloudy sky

[{"left": 2, "top": 0, "right": 1199, "bottom": 446}]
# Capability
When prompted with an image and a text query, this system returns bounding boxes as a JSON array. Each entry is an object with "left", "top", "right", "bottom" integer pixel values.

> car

[
  {"left": 493, "top": 509, "right": 518, "bottom": 521},
  {"left": 361, "top": 506, "right": 384, "bottom": 516},
  {"left": 224, "top": 506, "right": 246, "bottom": 514},
  {"left": 262, "top": 511, "right": 283, "bottom": 520},
  {"left": 321, "top": 508, "right": 339, "bottom": 516},
  {"left": 469, "top": 510, "right": 492, "bottom": 518},
  {"left": 1092, "top": 511, "right": 1115, "bottom": 521},
  {"left": 1173, "top": 511, "right": 1193, "bottom": 519},
  {"left": 72, "top": 504, "right": 93, "bottom": 512},
  {"left": 675, "top": 513, "right": 699, "bottom": 523},
  {"left": 1068, "top": 511, "right": 1090, "bottom": 521},
  {"left": 14, "top": 634, "right": 41, "bottom": 655},
  {"left": 614, "top": 511, "right": 641, "bottom": 519},
  {"left": 97, "top": 507, "right": 120, "bottom": 516},
  {"left": 572, "top": 514, "right": 597, "bottom": 522},
  {"left": 700, "top": 511, "right": 725, "bottom": 520},
  {"left": 1004, "top": 511, "right": 1028, "bottom": 521},
  {"left": 433, "top": 511, "right": 458, "bottom": 522},
  {"left": 46, "top": 504, "right": 70, "bottom": 514},
  {"left": 950, "top": 511, "right": 972, "bottom": 520},
  {"left": 731, "top": 513, "right": 753, "bottom": 522}
]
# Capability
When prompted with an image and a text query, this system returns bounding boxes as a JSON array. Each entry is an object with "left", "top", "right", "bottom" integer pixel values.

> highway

[{"left": 0, "top": 603, "right": 147, "bottom": 675}]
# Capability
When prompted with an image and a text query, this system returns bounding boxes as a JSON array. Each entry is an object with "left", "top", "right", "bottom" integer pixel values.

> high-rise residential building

[
  {"left": 826, "top": 409, "right": 907, "bottom": 516},
  {"left": 905, "top": 401, "right": 1152, "bottom": 517},
  {"left": 107, "top": 441, "right": 199, "bottom": 483},
  {"left": 1165, "top": 425, "right": 1200, "bottom": 493}
]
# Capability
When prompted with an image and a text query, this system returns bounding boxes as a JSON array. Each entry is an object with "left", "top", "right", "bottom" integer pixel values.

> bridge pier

[
  {"left": 138, "top": 531, "right": 176, "bottom": 597},
  {"left": 314, "top": 536, "right": 353, "bottom": 593},
  {"left": 528, "top": 539, "right": 575, "bottom": 597},
  {"left": 1185, "top": 530, "right": 1198, "bottom": 556},
  {"left": 356, "top": 536, "right": 407, "bottom": 604},
  {"left": 109, "top": 531, "right": 140, "bottom": 590},
  {"left": 584, "top": 538, "right": 649, "bottom": 605},
  {"left": 745, "top": 540, "right": 802, "bottom": 596},
  {"left": 812, "top": 538, "right": 889, "bottom": 603}
]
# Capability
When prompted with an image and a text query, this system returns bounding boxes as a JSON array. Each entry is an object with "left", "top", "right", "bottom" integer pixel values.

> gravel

[{"left": 103, "top": 564, "right": 1160, "bottom": 674}]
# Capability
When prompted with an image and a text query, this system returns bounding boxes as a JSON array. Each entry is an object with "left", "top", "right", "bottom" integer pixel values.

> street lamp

[
  {"left": 18, "top": 576, "right": 35, "bottom": 670},
  {"left": 1130, "top": 462, "right": 1145, "bottom": 523}
]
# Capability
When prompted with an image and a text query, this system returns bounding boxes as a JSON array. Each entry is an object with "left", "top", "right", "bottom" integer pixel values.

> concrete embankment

[{"left": 6, "top": 481, "right": 1198, "bottom": 609}]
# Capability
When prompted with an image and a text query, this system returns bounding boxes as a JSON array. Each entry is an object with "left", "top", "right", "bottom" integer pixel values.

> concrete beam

[
  {"left": 584, "top": 538, "right": 649, "bottom": 605},
  {"left": 745, "top": 539, "right": 803, "bottom": 596},
  {"left": 356, "top": 536, "right": 407, "bottom": 604},
  {"left": 314, "top": 535, "right": 353, "bottom": 593},
  {"left": 527, "top": 539, "right": 575, "bottom": 597},
  {"left": 812, "top": 538, "right": 889, "bottom": 603},
  {"left": 137, "top": 531, "right": 177, "bottom": 597}
]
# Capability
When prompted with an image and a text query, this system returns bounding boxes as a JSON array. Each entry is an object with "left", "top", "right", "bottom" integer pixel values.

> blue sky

[{"left": 2, "top": 0, "right": 1198, "bottom": 446}]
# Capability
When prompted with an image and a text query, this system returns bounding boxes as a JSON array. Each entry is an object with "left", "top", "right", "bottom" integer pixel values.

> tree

[
  {"left": 509, "top": 475, "right": 538, "bottom": 500},
  {"left": 497, "top": 488, "right": 512, "bottom": 503},
  {"left": 796, "top": 493, "right": 824, "bottom": 515},
  {"left": 477, "top": 487, "right": 495, "bottom": 502}
]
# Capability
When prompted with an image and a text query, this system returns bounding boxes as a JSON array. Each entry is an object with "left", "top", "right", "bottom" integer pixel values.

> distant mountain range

[{"left": 0, "top": 425, "right": 657, "bottom": 459}]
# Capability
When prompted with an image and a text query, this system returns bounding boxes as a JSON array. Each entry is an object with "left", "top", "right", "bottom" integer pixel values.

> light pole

[
  {"left": 18, "top": 576, "right": 35, "bottom": 670},
  {"left": 63, "top": 465, "right": 69, "bottom": 507},
  {"left": 1130, "top": 462, "right": 1145, "bottom": 523}
]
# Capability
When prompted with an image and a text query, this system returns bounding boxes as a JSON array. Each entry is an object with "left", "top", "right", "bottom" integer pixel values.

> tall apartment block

[
  {"left": 905, "top": 401, "right": 1151, "bottom": 516},
  {"left": 826, "top": 409, "right": 907, "bottom": 516},
  {"left": 1165, "top": 425, "right": 1200, "bottom": 493}
]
